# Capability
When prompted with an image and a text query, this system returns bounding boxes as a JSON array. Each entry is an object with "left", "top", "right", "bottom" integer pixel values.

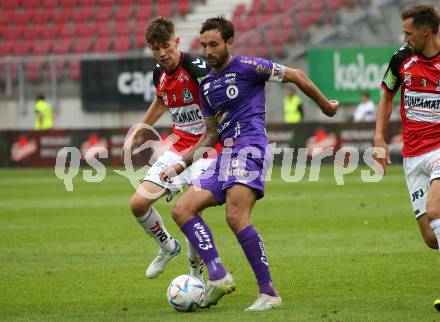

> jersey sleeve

[
  {"left": 238, "top": 56, "right": 286, "bottom": 83},
  {"left": 183, "top": 54, "right": 210, "bottom": 85},
  {"left": 199, "top": 89, "right": 215, "bottom": 118},
  {"left": 152, "top": 64, "right": 163, "bottom": 99},
  {"left": 381, "top": 45, "right": 411, "bottom": 93}
]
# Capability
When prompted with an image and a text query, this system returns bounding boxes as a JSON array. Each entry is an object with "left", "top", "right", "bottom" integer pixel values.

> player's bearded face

[
  {"left": 402, "top": 18, "right": 426, "bottom": 54},
  {"left": 201, "top": 30, "right": 231, "bottom": 68}
]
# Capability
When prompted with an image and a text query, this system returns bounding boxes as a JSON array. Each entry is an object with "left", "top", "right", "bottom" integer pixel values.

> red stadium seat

[
  {"left": 119, "top": 0, "right": 136, "bottom": 4},
  {"left": 93, "top": 38, "right": 112, "bottom": 52},
  {"left": 135, "top": 33, "right": 146, "bottom": 48},
  {"left": 114, "top": 5, "right": 132, "bottom": 22},
  {"left": 0, "top": 9, "right": 14, "bottom": 25},
  {"left": 13, "top": 11, "right": 34, "bottom": 25},
  {"left": 114, "top": 22, "right": 132, "bottom": 37},
  {"left": 22, "top": 0, "right": 41, "bottom": 9},
  {"left": 3, "top": 26, "right": 23, "bottom": 40},
  {"left": 43, "top": 0, "right": 59, "bottom": 9},
  {"left": 94, "top": 6, "right": 112, "bottom": 22},
  {"left": 100, "top": 0, "right": 115, "bottom": 6},
  {"left": 156, "top": 2, "right": 173, "bottom": 18},
  {"left": 53, "top": 9, "right": 72, "bottom": 24},
  {"left": 72, "top": 37, "right": 92, "bottom": 53},
  {"left": 41, "top": 25, "right": 61, "bottom": 39},
  {"left": 69, "top": 60, "right": 80, "bottom": 80},
  {"left": 177, "top": 0, "right": 191, "bottom": 15},
  {"left": 52, "top": 39, "right": 73, "bottom": 54},
  {"left": 13, "top": 41, "right": 32, "bottom": 55},
  {"left": 60, "top": 25, "right": 76, "bottom": 38},
  {"left": 32, "top": 40, "right": 52, "bottom": 55},
  {"left": 135, "top": 4, "right": 153, "bottom": 21},
  {"left": 72, "top": 6, "right": 94, "bottom": 23},
  {"left": 33, "top": 8, "right": 54, "bottom": 24},
  {"left": 96, "top": 22, "right": 113, "bottom": 38},
  {"left": 1, "top": 0, "right": 21, "bottom": 10},
  {"left": 77, "top": 23, "right": 97, "bottom": 38},
  {"left": 22, "top": 26, "right": 41, "bottom": 40},
  {"left": 113, "top": 37, "right": 131, "bottom": 53},
  {"left": 0, "top": 41, "right": 14, "bottom": 56},
  {"left": 26, "top": 62, "right": 44, "bottom": 81},
  {"left": 79, "top": 0, "right": 97, "bottom": 6},
  {"left": 59, "top": 0, "right": 78, "bottom": 8}
]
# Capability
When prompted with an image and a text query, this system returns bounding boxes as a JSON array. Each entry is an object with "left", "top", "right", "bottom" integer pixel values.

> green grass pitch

[{"left": 1, "top": 165, "right": 440, "bottom": 321}]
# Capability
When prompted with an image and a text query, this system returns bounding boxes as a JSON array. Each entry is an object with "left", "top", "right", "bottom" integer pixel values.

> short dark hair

[
  {"left": 200, "top": 16, "right": 234, "bottom": 42},
  {"left": 401, "top": 3, "right": 440, "bottom": 34},
  {"left": 145, "top": 17, "right": 175, "bottom": 46},
  {"left": 36, "top": 94, "right": 45, "bottom": 101},
  {"left": 362, "top": 91, "right": 370, "bottom": 98}
]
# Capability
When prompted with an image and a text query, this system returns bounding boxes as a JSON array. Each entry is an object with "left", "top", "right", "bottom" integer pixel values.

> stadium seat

[
  {"left": 13, "top": 41, "right": 32, "bottom": 55},
  {"left": 113, "top": 37, "right": 131, "bottom": 53},
  {"left": 135, "top": 33, "right": 146, "bottom": 48},
  {"left": 22, "top": 0, "right": 41, "bottom": 9},
  {"left": 60, "top": 25, "right": 76, "bottom": 38},
  {"left": 1, "top": 0, "right": 20, "bottom": 10},
  {"left": 96, "top": 22, "right": 113, "bottom": 38},
  {"left": 59, "top": 0, "right": 78, "bottom": 8},
  {"left": 69, "top": 60, "right": 80, "bottom": 80},
  {"left": 94, "top": 6, "right": 113, "bottom": 22},
  {"left": 72, "top": 6, "right": 94, "bottom": 23},
  {"left": 53, "top": 9, "right": 72, "bottom": 24},
  {"left": 43, "top": 0, "right": 59, "bottom": 9},
  {"left": 135, "top": 4, "right": 153, "bottom": 21},
  {"left": 26, "top": 61, "right": 44, "bottom": 81},
  {"left": 114, "top": 22, "right": 132, "bottom": 37},
  {"left": 3, "top": 26, "right": 23, "bottom": 41},
  {"left": 72, "top": 37, "right": 93, "bottom": 54},
  {"left": 52, "top": 39, "right": 73, "bottom": 54},
  {"left": 22, "top": 27, "right": 41, "bottom": 40},
  {"left": 79, "top": 0, "right": 97, "bottom": 6},
  {"left": 41, "top": 25, "right": 61, "bottom": 39},
  {"left": 114, "top": 5, "right": 132, "bottom": 22},
  {"left": 33, "top": 8, "right": 54, "bottom": 24},
  {"left": 100, "top": 0, "right": 116, "bottom": 6},
  {"left": 177, "top": 0, "right": 191, "bottom": 15},
  {"left": 93, "top": 38, "right": 112, "bottom": 52},
  {"left": 77, "top": 23, "right": 97, "bottom": 38},
  {"left": 32, "top": 41, "right": 52, "bottom": 55},
  {"left": 119, "top": 0, "right": 136, "bottom": 5},
  {"left": 156, "top": 2, "right": 173, "bottom": 18},
  {"left": 0, "top": 41, "right": 14, "bottom": 56},
  {"left": 0, "top": 9, "right": 14, "bottom": 25},
  {"left": 13, "top": 11, "right": 34, "bottom": 25}
]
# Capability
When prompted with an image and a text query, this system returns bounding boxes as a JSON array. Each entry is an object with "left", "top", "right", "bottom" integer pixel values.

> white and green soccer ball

[{"left": 167, "top": 274, "right": 205, "bottom": 312}]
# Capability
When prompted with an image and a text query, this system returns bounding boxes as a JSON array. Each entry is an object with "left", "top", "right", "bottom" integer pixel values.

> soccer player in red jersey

[
  {"left": 122, "top": 17, "right": 214, "bottom": 280},
  {"left": 373, "top": 3, "right": 440, "bottom": 309}
]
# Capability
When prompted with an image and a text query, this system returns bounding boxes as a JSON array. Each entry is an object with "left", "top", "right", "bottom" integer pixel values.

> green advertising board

[{"left": 308, "top": 46, "right": 401, "bottom": 104}]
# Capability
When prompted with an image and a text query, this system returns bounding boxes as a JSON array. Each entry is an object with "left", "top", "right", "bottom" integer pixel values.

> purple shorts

[{"left": 191, "top": 145, "right": 272, "bottom": 204}]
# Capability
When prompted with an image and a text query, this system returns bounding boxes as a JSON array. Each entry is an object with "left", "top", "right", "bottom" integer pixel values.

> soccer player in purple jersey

[{"left": 160, "top": 16, "right": 338, "bottom": 311}]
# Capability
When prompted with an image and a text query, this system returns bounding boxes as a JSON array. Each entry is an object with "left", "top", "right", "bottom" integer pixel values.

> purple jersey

[{"left": 200, "top": 56, "right": 285, "bottom": 148}]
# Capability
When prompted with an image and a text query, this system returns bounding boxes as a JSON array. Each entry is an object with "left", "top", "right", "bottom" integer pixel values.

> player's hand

[
  {"left": 322, "top": 100, "right": 339, "bottom": 117},
  {"left": 159, "top": 163, "right": 185, "bottom": 183},
  {"left": 372, "top": 137, "right": 391, "bottom": 175}
]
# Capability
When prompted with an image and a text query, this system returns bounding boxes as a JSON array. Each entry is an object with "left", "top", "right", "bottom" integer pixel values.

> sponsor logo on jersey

[
  {"left": 159, "top": 73, "right": 166, "bottom": 88},
  {"left": 172, "top": 94, "right": 177, "bottom": 102},
  {"left": 435, "top": 63, "right": 440, "bottom": 71},
  {"left": 383, "top": 68, "right": 397, "bottom": 90},
  {"left": 177, "top": 71, "right": 189, "bottom": 83},
  {"left": 421, "top": 78, "right": 426, "bottom": 87},
  {"left": 213, "top": 78, "right": 221, "bottom": 88},
  {"left": 403, "top": 56, "right": 418, "bottom": 70},
  {"left": 437, "top": 79, "right": 440, "bottom": 92},
  {"left": 411, "top": 188, "right": 425, "bottom": 202},
  {"left": 182, "top": 88, "right": 193, "bottom": 103},
  {"left": 404, "top": 73, "right": 411, "bottom": 86},
  {"left": 169, "top": 104, "right": 205, "bottom": 135},
  {"left": 192, "top": 58, "right": 207, "bottom": 69},
  {"left": 225, "top": 73, "right": 236, "bottom": 77},
  {"left": 256, "top": 64, "right": 271, "bottom": 75},
  {"left": 203, "top": 82, "right": 210, "bottom": 91},
  {"left": 226, "top": 84, "right": 239, "bottom": 99},
  {"left": 225, "top": 77, "right": 236, "bottom": 84},
  {"left": 404, "top": 90, "right": 440, "bottom": 123},
  {"left": 240, "top": 59, "right": 257, "bottom": 65}
]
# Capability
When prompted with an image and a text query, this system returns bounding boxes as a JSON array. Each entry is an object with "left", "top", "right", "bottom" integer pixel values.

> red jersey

[
  {"left": 153, "top": 53, "right": 211, "bottom": 153},
  {"left": 381, "top": 45, "right": 440, "bottom": 157}
]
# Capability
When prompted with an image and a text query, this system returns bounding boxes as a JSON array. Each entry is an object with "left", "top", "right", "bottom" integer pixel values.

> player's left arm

[{"left": 282, "top": 67, "right": 338, "bottom": 117}]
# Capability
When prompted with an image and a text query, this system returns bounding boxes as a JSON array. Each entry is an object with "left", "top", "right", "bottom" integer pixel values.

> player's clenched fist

[{"left": 159, "top": 163, "right": 186, "bottom": 183}]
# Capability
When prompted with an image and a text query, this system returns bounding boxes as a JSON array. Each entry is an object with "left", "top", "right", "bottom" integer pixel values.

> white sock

[
  {"left": 429, "top": 218, "right": 440, "bottom": 250},
  {"left": 186, "top": 237, "right": 204, "bottom": 279},
  {"left": 136, "top": 207, "right": 175, "bottom": 252}
]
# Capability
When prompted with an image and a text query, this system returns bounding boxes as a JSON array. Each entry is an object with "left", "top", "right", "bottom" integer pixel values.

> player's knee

[
  {"left": 225, "top": 207, "right": 247, "bottom": 233},
  {"left": 426, "top": 206, "right": 440, "bottom": 222},
  {"left": 130, "top": 194, "right": 152, "bottom": 217},
  {"left": 171, "top": 200, "right": 194, "bottom": 226}
]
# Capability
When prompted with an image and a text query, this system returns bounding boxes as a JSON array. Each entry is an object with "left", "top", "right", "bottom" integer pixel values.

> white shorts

[
  {"left": 403, "top": 148, "right": 440, "bottom": 219},
  {"left": 143, "top": 151, "right": 214, "bottom": 201}
]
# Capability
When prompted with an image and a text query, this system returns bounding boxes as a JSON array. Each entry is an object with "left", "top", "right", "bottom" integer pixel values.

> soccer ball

[{"left": 167, "top": 275, "right": 205, "bottom": 312}]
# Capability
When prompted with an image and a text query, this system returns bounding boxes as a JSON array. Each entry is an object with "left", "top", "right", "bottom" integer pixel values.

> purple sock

[
  {"left": 180, "top": 216, "right": 226, "bottom": 281},
  {"left": 236, "top": 225, "right": 277, "bottom": 296}
]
